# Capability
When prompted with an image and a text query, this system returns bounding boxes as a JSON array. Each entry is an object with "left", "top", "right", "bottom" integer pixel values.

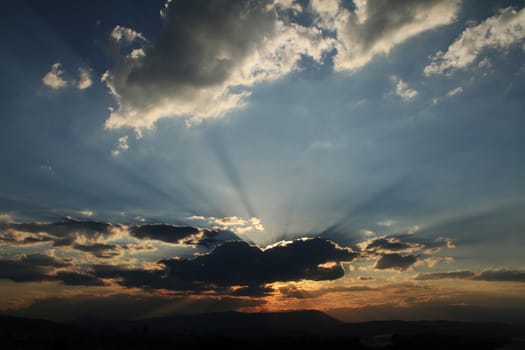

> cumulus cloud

[
  {"left": 375, "top": 253, "right": 417, "bottom": 271},
  {"left": 102, "top": 0, "right": 458, "bottom": 131},
  {"left": 95, "top": 238, "right": 357, "bottom": 291},
  {"left": 394, "top": 78, "right": 418, "bottom": 101},
  {"left": 42, "top": 63, "right": 93, "bottom": 90},
  {"left": 111, "top": 135, "right": 129, "bottom": 156},
  {"left": 110, "top": 25, "right": 146, "bottom": 45},
  {"left": 42, "top": 63, "right": 68, "bottom": 89},
  {"left": 425, "top": 6, "right": 525, "bottom": 75},
  {"left": 77, "top": 67, "right": 93, "bottom": 90}
]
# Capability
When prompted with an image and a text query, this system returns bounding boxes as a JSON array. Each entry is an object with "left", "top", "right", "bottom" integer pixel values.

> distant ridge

[{"left": 1, "top": 311, "right": 524, "bottom": 339}]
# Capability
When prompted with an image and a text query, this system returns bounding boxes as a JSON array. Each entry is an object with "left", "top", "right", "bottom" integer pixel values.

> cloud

[
  {"left": 187, "top": 215, "right": 264, "bottom": 235},
  {"left": 42, "top": 63, "right": 67, "bottom": 89},
  {"left": 72, "top": 243, "right": 123, "bottom": 258},
  {"left": 0, "top": 213, "right": 14, "bottom": 223},
  {"left": 416, "top": 268, "right": 525, "bottom": 282},
  {"left": 42, "top": 63, "right": 94, "bottom": 90},
  {"left": 111, "top": 135, "right": 129, "bottom": 156},
  {"left": 425, "top": 6, "right": 525, "bottom": 75},
  {"left": 377, "top": 220, "right": 396, "bottom": 227},
  {"left": 102, "top": 1, "right": 289, "bottom": 130},
  {"left": 102, "top": 0, "right": 457, "bottom": 131},
  {"left": 474, "top": 268, "right": 525, "bottom": 282},
  {"left": 2, "top": 218, "right": 238, "bottom": 251},
  {"left": 79, "top": 210, "right": 94, "bottom": 217},
  {"left": 0, "top": 253, "right": 73, "bottom": 282},
  {"left": 394, "top": 78, "right": 418, "bottom": 101},
  {"left": 416, "top": 270, "right": 476, "bottom": 280},
  {"left": 77, "top": 67, "right": 93, "bottom": 90},
  {"left": 313, "top": 0, "right": 460, "bottom": 71},
  {"left": 129, "top": 224, "right": 200, "bottom": 243},
  {"left": 96, "top": 238, "right": 357, "bottom": 291},
  {"left": 359, "top": 236, "right": 423, "bottom": 253},
  {"left": 3, "top": 217, "right": 120, "bottom": 246},
  {"left": 110, "top": 25, "right": 146, "bottom": 45},
  {"left": 128, "top": 223, "right": 241, "bottom": 248},
  {"left": 375, "top": 253, "right": 417, "bottom": 271},
  {"left": 54, "top": 271, "right": 107, "bottom": 286},
  {"left": 446, "top": 86, "right": 463, "bottom": 97}
]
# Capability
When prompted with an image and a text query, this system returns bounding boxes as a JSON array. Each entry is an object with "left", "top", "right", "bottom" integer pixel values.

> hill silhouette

[{"left": 1, "top": 310, "right": 524, "bottom": 349}]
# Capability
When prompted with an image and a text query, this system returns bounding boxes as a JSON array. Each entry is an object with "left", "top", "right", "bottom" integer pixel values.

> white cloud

[
  {"left": 188, "top": 215, "right": 264, "bottom": 235},
  {"left": 310, "top": 0, "right": 460, "bottom": 71},
  {"left": 79, "top": 210, "right": 94, "bottom": 217},
  {"left": 425, "top": 6, "right": 525, "bottom": 75},
  {"left": 110, "top": 25, "right": 146, "bottom": 45},
  {"left": 42, "top": 63, "right": 68, "bottom": 89},
  {"left": 77, "top": 67, "right": 93, "bottom": 90},
  {"left": 446, "top": 86, "right": 463, "bottom": 97},
  {"left": 111, "top": 135, "right": 129, "bottom": 157},
  {"left": 394, "top": 78, "right": 418, "bottom": 101},
  {"left": 42, "top": 63, "right": 93, "bottom": 90}
]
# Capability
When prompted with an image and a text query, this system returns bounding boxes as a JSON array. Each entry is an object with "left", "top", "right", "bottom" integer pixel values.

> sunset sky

[{"left": 1, "top": 0, "right": 525, "bottom": 323}]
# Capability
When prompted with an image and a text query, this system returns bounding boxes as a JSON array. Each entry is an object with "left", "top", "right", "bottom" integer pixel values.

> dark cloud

[
  {"left": 3, "top": 218, "right": 118, "bottom": 244},
  {"left": 364, "top": 237, "right": 423, "bottom": 252},
  {"left": 129, "top": 224, "right": 200, "bottom": 243},
  {"left": 278, "top": 284, "right": 375, "bottom": 300},
  {"left": 128, "top": 0, "right": 275, "bottom": 88},
  {"left": 94, "top": 238, "right": 357, "bottom": 291},
  {"left": 54, "top": 271, "right": 107, "bottom": 286},
  {"left": 73, "top": 243, "right": 122, "bottom": 258},
  {"left": 474, "top": 268, "right": 525, "bottom": 282},
  {"left": 375, "top": 253, "right": 417, "bottom": 271},
  {"left": 416, "top": 270, "right": 476, "bottom": 280},
  {"left": 129, "top": 224, "right": 240, "bottom": 247},
  {"left": 0, "top": 254, "right": 73, "bottom": 282},
  {"left": 103, "top": 0, "right": 279, "bottom": 129},
  {"left": 416, "top": 268, "right": 525, "bottom": 283}
]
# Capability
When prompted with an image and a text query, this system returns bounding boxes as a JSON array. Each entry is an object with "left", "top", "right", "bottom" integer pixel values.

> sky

[{"left": 1, "top": 0, "right": 525, "bottom": 323}]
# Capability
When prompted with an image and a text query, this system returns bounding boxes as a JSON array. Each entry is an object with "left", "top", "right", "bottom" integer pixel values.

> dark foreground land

[{"left": 1, "top": 310, "right": 524, "bottom": 349}]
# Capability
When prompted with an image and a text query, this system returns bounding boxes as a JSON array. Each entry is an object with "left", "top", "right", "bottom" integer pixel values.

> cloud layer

[{"left": 102, "top": 0, "right": 460, "bottom": 131}]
